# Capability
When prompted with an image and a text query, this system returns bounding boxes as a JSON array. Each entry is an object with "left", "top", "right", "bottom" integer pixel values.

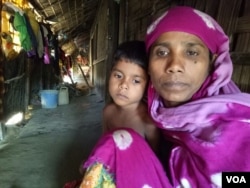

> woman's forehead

[{"left": 153, "top": 32, "right": 208, "bottom": 49}]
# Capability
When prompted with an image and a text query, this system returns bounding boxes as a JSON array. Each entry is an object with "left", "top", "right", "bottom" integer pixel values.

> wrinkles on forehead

[
  {"left": 151, "top": 31, "right": 208, "bottom": 51},
  {"left": 152, "top": 41, "right": 207, "bottom": 50}
]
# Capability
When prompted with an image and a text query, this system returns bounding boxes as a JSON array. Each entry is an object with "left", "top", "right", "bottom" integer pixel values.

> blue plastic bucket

[{"left": 40, "top": 90, "right": 59, "bottom": 109}]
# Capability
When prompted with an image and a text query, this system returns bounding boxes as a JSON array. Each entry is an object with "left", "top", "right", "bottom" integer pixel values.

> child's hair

[{"left": 112, "top": 40, "right": 148, "bottom": 71}]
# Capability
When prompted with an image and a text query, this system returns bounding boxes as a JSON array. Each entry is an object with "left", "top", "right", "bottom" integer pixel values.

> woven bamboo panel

[
  {"left": 234, "top": 34, "right": 250, "bottom": 52},
  {"left": 231, "top": 53, "right": 250, "bottom": 92},
  {"left": 232, "top": 67, "right": 250, "bottom": 93},
  {"left": 216, "top": 0, "right": 242, "bottom": 36},
  {"left": 236, "top": 16, "right": 250, "bottom": 33},
  {"left": 204, "top": 0, "right": 219, "bottom": 18},
  {"left": 232, "top": 64, "right": 243, "bottom": 86},
  {"left": 237, "top": 65, "right": 250, "bottom": 92}
]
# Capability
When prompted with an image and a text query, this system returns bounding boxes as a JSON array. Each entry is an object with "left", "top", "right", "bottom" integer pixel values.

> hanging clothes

[
  {"left": 24, "top": 8, "right": 40, "bottom": 56},
  {"left": 13, "top": 11, "right": 33, "bottom": 52},
  {"left": 40, "top": 24, "right": 50, "bottom": 64}
]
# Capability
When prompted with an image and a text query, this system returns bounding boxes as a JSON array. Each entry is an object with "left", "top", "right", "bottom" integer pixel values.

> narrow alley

[{"left": 0, "top": 90, "right": 104, "bottom": 188}]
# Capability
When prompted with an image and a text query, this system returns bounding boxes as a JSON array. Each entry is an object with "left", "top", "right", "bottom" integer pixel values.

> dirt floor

[{"left": 0, "top": 88, "right": 104, "bottom": 188}]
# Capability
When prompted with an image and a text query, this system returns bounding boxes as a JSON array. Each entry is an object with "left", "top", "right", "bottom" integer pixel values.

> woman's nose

[{"left": 165, "top": 55, "right": 184, "bottom": 73}]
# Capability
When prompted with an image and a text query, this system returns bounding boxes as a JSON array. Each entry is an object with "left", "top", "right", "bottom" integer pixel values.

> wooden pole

[
  {"left": 77, "top": 63, "right": 91, "bottom": 89},
  {"left": 0, "top": 0, "right": 5, "bottom": 121},
  {"left": 24, "top": 58, "right": 31, "bottom": 113},
  {"left": 62, "top": 65, "right": 75, "bottom": 85}
]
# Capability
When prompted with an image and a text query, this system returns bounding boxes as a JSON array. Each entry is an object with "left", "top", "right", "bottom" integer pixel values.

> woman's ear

[
  {"left": 212, "top": 54, "right": 218, "bottom": 63},
  {"left": 208, "top": 53, "right": 217, "bottom": 73}
]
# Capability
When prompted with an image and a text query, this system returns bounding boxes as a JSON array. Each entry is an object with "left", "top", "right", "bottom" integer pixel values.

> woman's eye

[
  {"left": 152, "top": 46, "right": 169, "bottom": 57},
  {"left": 156, "top": 49, "right": 169, "bottom": 57},
  {"left": 187, "top": 50, "right": 198, "bottom": 56}
]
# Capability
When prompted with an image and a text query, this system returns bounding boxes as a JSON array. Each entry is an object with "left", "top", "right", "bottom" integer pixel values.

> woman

[{"left": 146, "top": 6, "right": 250, "bottom": 187}]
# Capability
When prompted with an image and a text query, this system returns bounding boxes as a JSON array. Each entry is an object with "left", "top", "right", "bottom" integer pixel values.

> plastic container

[
  {"left": 40, "top": 90, "right": 59, "bottom": 109},
  {"left": 58, "top": 87, "right": 69, "bottom": 105}
]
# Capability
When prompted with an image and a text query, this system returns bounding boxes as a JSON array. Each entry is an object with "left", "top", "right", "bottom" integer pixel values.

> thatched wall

[
  {"left": 90, "top": 0, "right": 109, "bottom": 99},
  {"left": 3, "top": 50, "right": 27, "bottom": 121}
]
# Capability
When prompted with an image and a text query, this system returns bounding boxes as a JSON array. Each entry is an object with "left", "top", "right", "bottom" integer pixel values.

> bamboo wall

[
  {"left": 90, "top": 0, "right": 119, "bottom": 99},
  {"left": 90, "top": 0, "right": 108, "bottom": 98}
]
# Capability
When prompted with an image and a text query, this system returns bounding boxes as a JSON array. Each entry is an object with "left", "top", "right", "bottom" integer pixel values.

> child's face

[{"left": 109, "top": 59, "right": 148, "bottom": 107}]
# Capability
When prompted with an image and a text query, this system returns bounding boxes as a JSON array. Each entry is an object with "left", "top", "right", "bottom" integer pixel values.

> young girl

[
  {"left": 79, "top": 41, "right": 170, "bottom": 188},
  {"left": 102, "top": 40, "right": 160, "bottom": 152}
]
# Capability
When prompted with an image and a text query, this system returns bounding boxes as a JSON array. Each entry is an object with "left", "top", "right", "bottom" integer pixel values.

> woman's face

[{"left": 148, "top": 31, "right": 211, "bottom": 107}]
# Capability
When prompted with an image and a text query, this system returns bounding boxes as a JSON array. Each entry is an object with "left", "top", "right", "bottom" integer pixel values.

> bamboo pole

[
  {"left": 62, "top": 65, "right": 75, "bottom": 85},
  {"left": 0, "top": 0, "right": 5, "bottom": 121},
  {"left": 77, "top": 63, "right": 91, "bottom": 89},
  {"left": 24, "top": 58, "right": 31, "bottom": 113}
]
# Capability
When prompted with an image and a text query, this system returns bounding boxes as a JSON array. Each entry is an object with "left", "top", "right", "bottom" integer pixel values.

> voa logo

[{"left": 226, "top": 176, "right": 246, "bottom": 184}]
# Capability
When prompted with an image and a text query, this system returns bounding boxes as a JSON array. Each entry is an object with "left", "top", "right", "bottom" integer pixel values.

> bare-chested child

[
  {"left": 63, "top": 41, "right": 163, "bottom": 188},
  {"left": 63, "top": 41, "right": 161, "bottom": 188},
  {"left": 102, "top": 40, "right": 160, "bottom": 153}
]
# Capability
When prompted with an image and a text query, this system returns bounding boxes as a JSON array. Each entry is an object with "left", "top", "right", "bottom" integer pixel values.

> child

[
  {"left": 78, "top": 41, "right": 170, "bottom": 188},
  {"left": 102, "top": 40, "right": 160, "bottom": 152}
]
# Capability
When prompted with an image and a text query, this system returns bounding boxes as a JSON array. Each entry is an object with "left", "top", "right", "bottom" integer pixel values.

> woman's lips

[{"left": 162, "top": 81, "right": 189, "bottom": 90}]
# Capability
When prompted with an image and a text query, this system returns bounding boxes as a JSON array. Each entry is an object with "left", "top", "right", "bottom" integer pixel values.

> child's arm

[{"left": 102, "top": 103, "right": 113, "bottom": 134}]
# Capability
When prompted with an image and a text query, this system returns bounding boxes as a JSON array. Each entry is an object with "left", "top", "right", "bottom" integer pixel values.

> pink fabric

[
  {"left": 83, "top": 128, "right": 172, "bottom": 187},
  {"left": 146, "top": 6, "right": 250, "bottom": 187},
  {"left": 43, "top": 39, "right": 50, "bottom": 64},
  {"left": 146, "top": 6, "right": 226, "bottom": 54}
]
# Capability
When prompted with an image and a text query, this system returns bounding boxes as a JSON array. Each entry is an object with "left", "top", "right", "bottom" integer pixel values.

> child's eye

[
  {"left": 114, "top": 73, "right": 122, "bottom": 79},
  {"left": 132, "top": 79, "right": 140, "bottom": 84}
]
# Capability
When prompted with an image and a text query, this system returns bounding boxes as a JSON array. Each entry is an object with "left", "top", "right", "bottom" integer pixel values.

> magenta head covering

[
  {"left": 145, "top": 6, "right": 240, "bottom": 99},
  {"left": 145, "top": 6, "right": 228, "bottom": 54}
]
